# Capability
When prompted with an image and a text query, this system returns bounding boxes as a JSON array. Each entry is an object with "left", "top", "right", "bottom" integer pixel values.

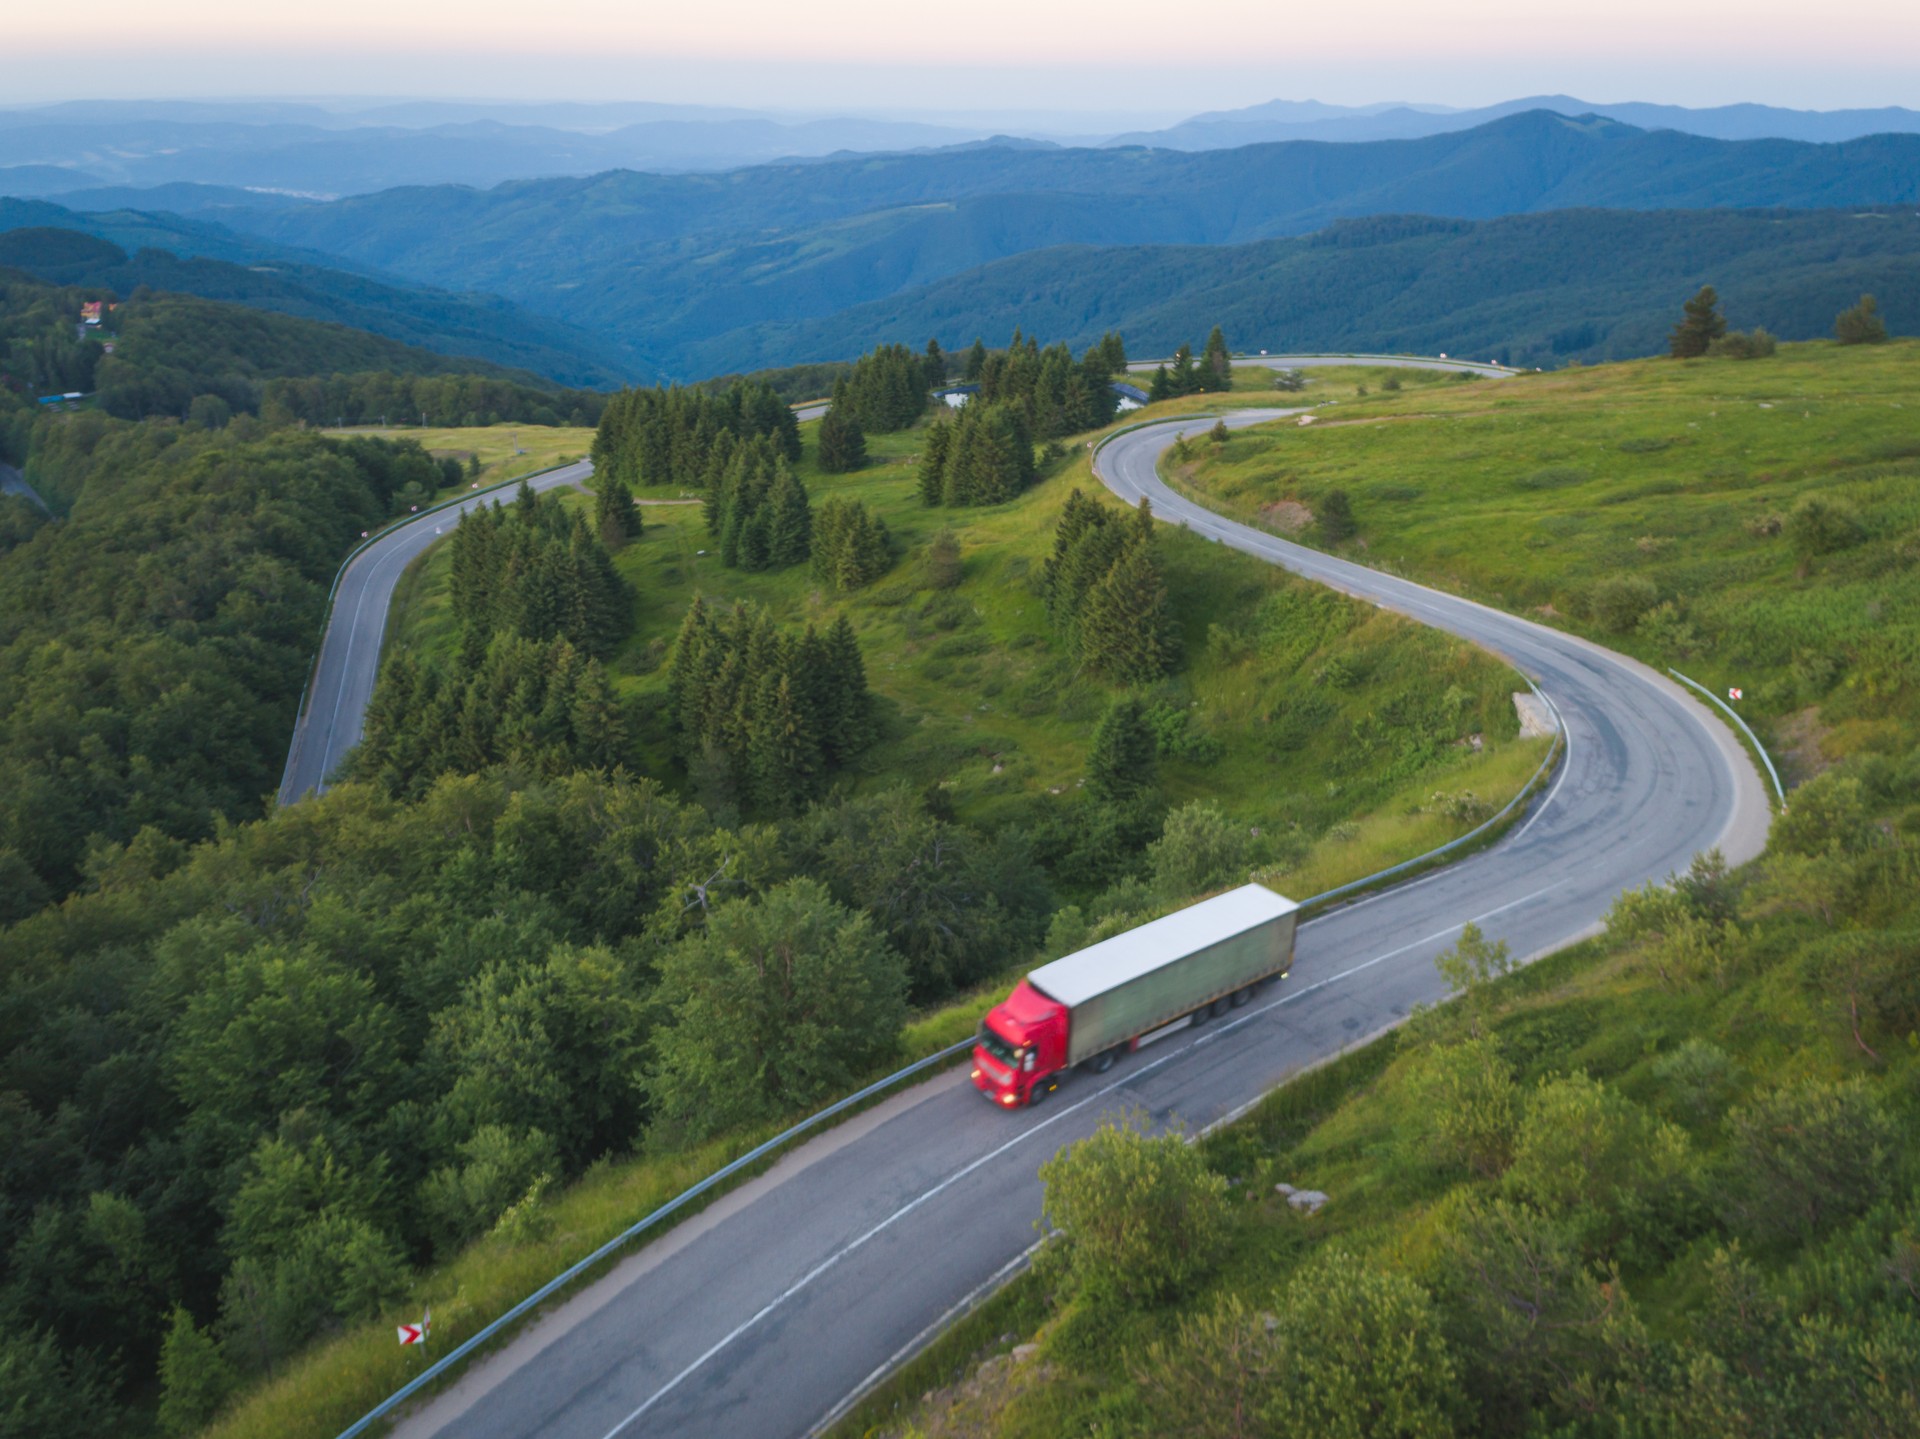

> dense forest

[
  {"left": 589, "top": 378, "right": 800, "bottom": 490},
  {"left": 0, "top": 413, "right": 454, "bottom": 902},
  {"left": 1, "top": 268, "right": 598, "bottom": 430}
]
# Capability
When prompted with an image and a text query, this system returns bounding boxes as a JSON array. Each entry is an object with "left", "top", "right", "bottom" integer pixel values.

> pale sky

[{"left": 9, "top": 0, "right": 1919, "bottom": 112}]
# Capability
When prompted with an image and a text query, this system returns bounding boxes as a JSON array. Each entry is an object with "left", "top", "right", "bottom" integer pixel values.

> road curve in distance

[
  {"left": 277, "top": 461, "right": 592, "bottom": 804},
  {"left": 382, "top": 376, "right": 1768, "bottom": 1439}
]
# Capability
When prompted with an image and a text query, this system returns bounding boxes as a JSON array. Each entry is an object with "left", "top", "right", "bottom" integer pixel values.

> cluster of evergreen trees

[
  {"left": 705, "top": 435, "right": 813, "bottom": 571},
  {"left": 811, "top": 497, "right": 892, "bottom": 592},
  {"left": 970, "top": 328, "right": 1127, "bottom": 440},
  {"left": 591, "top": 379, "right": 799, "bottom": 489},
  {"left": 448, "top": 483, "right": 628, "bottom": 661},
  {"left": 838, "top": 342, "right": 942, "bottom": 431},
  {"left": 667, "top": 600, "right": 875, "bottom": 815},
  {"left": 918, "top": 402, "right": 1037, "bottom": 507},
  {"left": 352, "top": 636, "right": 627, "bottom": 797},
  {"left": 1042, "top": 490, "right": 1180, "bottom": 685},
  {"left": 1146, "top": 326, "right": 1234, "bottom": 400},
  {"left": 349, "top": 482, "right": 635, "bottom": 795}
]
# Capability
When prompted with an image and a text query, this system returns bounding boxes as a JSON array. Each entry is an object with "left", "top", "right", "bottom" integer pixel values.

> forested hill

[
  {"left": 699, "top": 208, "right": 1920, "bottom": 374},
  {"left": 0, "top": 263, "right": 606, "bottom": 426},
  {"left": 0, "top": 201, "right": 629, "bottom": 386},
  {"left": 163, "top": 111, "right": 1920, "bottom": 378}
]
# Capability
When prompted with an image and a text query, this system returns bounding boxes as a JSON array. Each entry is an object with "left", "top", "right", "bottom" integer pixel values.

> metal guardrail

[
  {"left": 1668, "top": 668, "right": 1787, "bottom": 807},
  {"left": 1303, "top": 684, "right": 1565, "bottom": 910},
  {"left": 330, "top": 715, "right": 1569, "bottom": 1439},
  {"left": 333, "top": 1035, "right": 974, "bottom": 1439}
]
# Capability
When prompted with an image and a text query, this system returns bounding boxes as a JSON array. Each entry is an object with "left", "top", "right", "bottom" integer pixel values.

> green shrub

[
  {"left": 1835, "top": 293, "right": 1889, "bottom": 346},
  {"left": 1585, "top": 574, "right": 1660, "bottom": 633},
  {"left": 1787, "top": 494, "right": 1865, "bottom": 559},
  {"left": 1396, "top": 1037, "right": 1519, "bottom": 1178},
  {"left": 1709, "top": 328, "right": 1777, "bottom": 359},
  {"left": 1720, "top": 1079, "right": 1895, "bottom": 1240},
  {"left": 1037, "top": 1112, "right": 1229, "bottom": 1307}
]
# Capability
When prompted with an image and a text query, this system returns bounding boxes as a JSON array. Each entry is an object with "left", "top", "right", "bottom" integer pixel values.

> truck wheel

[
  {"left": 1231, "top": 986, "right": 1252, "bottom": 1008},
  {"left": 1190, "top": 1005, "right": 1209, "bottom": 1027},
  {"left": 1210, "top": 996, "right": 1231, "bottom": 1018},
  {"left": 1093, "top": 1050, "right": 1116, "bottom": 1074}
]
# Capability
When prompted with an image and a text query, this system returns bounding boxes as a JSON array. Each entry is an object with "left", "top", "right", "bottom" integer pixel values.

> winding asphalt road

[
  {"left": 277, "top": 460, "right": 591, "bottom": 804},
  {"left": 367, "top": 364, "right": 1769, "bottom": 1439}
]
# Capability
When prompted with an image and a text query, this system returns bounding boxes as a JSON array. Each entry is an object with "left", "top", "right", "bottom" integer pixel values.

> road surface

[
  {"left": 277, "top": 461, "right": 591, "bottom": 804},
  {"left": 380, "top": 392, "right": 1769, "bottom": 1439}
]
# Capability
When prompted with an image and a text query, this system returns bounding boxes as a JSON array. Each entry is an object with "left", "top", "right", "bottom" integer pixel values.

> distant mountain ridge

[
  {"left": 176, "top": 111, "right": 1920, "bottom": 379},
  {"left": 5, "top": 91, "right": 1920, "bottom": 198},
  {"left": 1116, "top": 94, "right": 1920, "bottom": 148}
]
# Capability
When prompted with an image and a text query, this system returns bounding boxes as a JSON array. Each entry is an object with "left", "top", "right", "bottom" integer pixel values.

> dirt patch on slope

[
  {"left": 1772, "top": 706, "right": 1833, "bottom": 783},
  {"left": 1260, "top": 499, "right": 1314, "bottom": 532}
]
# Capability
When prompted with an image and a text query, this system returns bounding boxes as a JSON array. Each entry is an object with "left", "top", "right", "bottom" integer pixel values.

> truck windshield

[{"left": 977, "top": 1023, "right": 1021, "bottom": 1067}]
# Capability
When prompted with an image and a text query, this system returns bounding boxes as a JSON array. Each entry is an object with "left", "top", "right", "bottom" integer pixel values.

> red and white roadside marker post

[
  {"left": 398, "top": 1307, "right": 432, "bottom": 1350},
  {"left": 1729, "top": 687, "right": 1743, "bottom": 701}
]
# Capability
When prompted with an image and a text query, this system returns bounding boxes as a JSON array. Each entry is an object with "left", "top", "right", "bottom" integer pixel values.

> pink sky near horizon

[{"left": 8, "top": 0, "right": 1918, "bottom": 111}]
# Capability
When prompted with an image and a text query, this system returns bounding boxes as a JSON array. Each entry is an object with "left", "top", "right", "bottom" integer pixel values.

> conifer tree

[
  {"left": 919, "top": 422, "right": 951, "bottom": 506},
  {"left": 1669, "top": 285, "right": 1728, "bottom": 358},
  {"left": 1079, "top": 538, "right": 1179, "bottom": 685},
  {"left": 1201, "top": 326, "right": 1233, "bottom": 392},
  {"left": 1087, "top": 695, "right": 1157, "bottom": 802},
  {"left": 817, "top": 381, "right": 868, "bottom": 473},
  {"left": 766, "top": 464, "right": 813, "bottom": 568},
  {"left": 1148, "top": 364, "right": 1173, "bottom": 403},
  {"left": 964, "top": 338, "right": 988, "bottom": 380},
  {"left": 594, "top": 477, "right": 638, "bottom": 549},
  {"left": 1834, "top": 293, "right": 1889, "bottom": 345}
]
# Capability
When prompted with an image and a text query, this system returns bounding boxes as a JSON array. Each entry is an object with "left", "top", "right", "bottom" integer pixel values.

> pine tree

[
  {"left": 1078, "top": 539, "right": 1179, "bottom": 685},
  {"left": 820, "top": 614, "right": 874, "bottom": 763},
  {"left": 964, "top": 338, "right": 988, "bottom": 380},
  {"left": 1087, "top": 695, "right": 1157, "bottom": 802},
  {"left": 748, "top": 671, "right": 821, "bottom": 815},
  {"left": 1043, "top": 489, "right": 1109, "bottom": 608},
  {"left": 766, "top": 464, "right": 812, "bottom": 568},
  {"left": 919, "top": 421, "right": 951, "bottom": 506},
  {"left": 923, "top": 338, "right": 947, "bottom": 391},
  {"left": 1835, "top": 293, "right": 1889, "bottom": 345},
  {"left": 1201, "top": 326, "right": 1233, "bottom": 392},
  {"left": 817, "top": 385, "right": 867, "bottom": 473},
  {"left": 594, "top": 477, "right": 638, "bottom": 549},
  {"left": 1669, "top": 285, "right": 1728, "bottom": 358},
  {"left": 1148, "top": 364, "right": 1173, "bottom": 403}
]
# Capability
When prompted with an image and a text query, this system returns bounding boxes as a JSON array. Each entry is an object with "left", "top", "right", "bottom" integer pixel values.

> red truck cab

[{"left": 971, "top": 980, "right": 1069, "bottom": 1107}]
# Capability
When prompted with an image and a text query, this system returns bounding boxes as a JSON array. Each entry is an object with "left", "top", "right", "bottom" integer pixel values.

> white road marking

[{"left": 594, "top": 879, "right": 1563, "bottom": 1439}]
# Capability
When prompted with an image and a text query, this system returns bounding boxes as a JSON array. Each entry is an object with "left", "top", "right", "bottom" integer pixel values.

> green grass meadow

[{"left": 1173, "top": 341, "right": 1920, "bottom": 781}]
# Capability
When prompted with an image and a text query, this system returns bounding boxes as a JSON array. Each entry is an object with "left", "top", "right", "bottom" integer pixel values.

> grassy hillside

[
  {"left": 385, "top": 410, "right": 1548, "bottom": 899},
  {"left": 193, "top": 112, "right": 1920, "bottom": 378},
  {"left": 844, "top": 342, "right": 1920, "bottom": 1439},
  {"left": 1173, "top": 340, "right": 1920, "bottom": 780}
]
